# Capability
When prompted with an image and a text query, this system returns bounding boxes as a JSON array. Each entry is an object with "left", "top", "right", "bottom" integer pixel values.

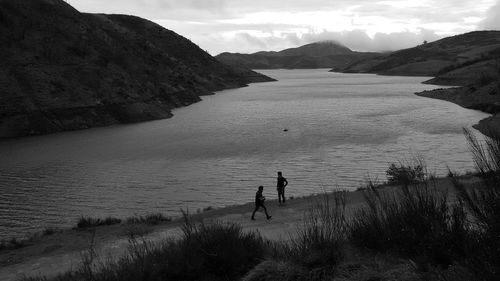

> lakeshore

[{"left": 0, "top": 177, "right": 466, "bottom": 281}]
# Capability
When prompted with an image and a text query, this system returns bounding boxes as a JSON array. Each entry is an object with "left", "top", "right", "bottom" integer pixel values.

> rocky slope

[
  {"left": 0, "top": 0, "right": 274, "bottom": 138},
  {"left": 216, "top": 41, "right": 377, "bottom": 70}
]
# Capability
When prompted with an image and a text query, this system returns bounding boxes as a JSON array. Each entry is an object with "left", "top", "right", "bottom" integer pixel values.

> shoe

[
  {"left": 267, "top": 216, "right": 272, "bottom": 220},
  {"left": 251, "top": 217, "right": 255, "bottom": 220}
]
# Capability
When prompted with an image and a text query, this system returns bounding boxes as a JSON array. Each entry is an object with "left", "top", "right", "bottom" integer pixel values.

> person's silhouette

[
  {"left": 251, "top": 186, "right": 272, "bottom": 220},
  {"left": 277, "top": 171, "right": 288, "bottom": 205}
]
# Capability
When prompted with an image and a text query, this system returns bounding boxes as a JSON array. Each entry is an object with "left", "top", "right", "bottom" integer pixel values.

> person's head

[
  {"left": 277, "top": 171, "right": 282, "bottom": 176},
  {"left": 258, "top": 185, "right": 263, "bottom": 191}
]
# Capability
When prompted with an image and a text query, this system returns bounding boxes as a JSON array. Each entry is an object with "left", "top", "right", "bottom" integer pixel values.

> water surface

[{"left": 0, "top": 69, "right": 489, "bottom": 239}]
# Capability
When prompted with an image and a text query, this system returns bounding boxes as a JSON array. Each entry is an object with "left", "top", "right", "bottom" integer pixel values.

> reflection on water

[{"left": 0, "top": 69, "right": 489, "bottom": 239}]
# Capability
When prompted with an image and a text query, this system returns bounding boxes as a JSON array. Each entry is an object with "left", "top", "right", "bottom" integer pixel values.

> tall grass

[
  {"left": 350, "top": 161, "right": 470, "bottom": 268},
  {"left": 24, "top": 214, "right": 266, "bottom": 281},
  {"left": 268, "top": 192, "right": 348, "bottom": 280},
  {"left": 449, "top": 128, "right": 500, "bottom": 280},
  {"left": 77, "top": 216, "right": 122, "bottom": 228},
  {"left": 125, "top": 213, "right": 172, "bottom": 225}
]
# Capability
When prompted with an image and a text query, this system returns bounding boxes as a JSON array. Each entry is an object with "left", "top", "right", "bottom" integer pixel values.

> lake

[{"left": 0, "top": 69, "right": 489, "bottom": 239}]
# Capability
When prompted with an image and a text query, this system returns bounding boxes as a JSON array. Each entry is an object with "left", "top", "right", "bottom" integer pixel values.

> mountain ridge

[{"left": 216, "top": 41, "right": 377, "bottom": 70}]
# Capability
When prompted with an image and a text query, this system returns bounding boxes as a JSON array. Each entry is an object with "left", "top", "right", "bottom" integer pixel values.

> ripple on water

[{"left": 0, "top": 70, "right": 490, "bottom": 239}]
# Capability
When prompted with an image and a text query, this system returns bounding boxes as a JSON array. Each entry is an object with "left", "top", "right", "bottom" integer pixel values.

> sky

[{"left": 68, "top": 0, "right": 500, "bottom": 55}]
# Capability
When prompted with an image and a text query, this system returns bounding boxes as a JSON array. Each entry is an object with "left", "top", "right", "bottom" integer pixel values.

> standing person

[
  {"left": 251, "top": 186, "right": 272, "bottom": 220},
  {"left": 277, "top": 171, "right": 288, "bottom": 205}
]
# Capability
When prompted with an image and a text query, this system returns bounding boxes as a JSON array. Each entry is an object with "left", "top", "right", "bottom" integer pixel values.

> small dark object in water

[{"left": 283, "top": 129, "right": 288, "bottom": 132}]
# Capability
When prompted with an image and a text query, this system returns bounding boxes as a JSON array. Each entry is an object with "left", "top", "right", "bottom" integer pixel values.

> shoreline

[
  {"left": 0, "top": 177, "right": 466, "bottom": 281},
  {"left": 415, "top": 84, "right": 500, "bottom": 137}
]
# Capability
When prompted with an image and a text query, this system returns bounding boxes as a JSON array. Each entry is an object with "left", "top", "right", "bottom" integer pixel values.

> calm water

[{"left": 0, "top": 69, "right": 489, "bottom": 239}]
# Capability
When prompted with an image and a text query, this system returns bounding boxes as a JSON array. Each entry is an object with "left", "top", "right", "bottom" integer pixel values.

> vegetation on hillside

[{"left": 0, "top": 0, "right": 273, "bottom": 138}]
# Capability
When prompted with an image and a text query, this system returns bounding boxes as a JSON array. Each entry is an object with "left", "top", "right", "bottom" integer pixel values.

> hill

[
  {"left": 216, "top": 41, "right": 378, "bottom": 70},
  {"left": 0, "top": 0, "right": 274, "bottom": 138},
  {"left": 408, "top": 32, "right": 500, "bottom": 137},
  {"left": 340, "top": 31, "right": 500, "bottom": 80}
]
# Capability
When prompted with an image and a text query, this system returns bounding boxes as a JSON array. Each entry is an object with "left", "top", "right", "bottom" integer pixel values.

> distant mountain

[
  {"left": 340, "top": 31, "right": 500, "bottom": 80},
  {"left": 0, "top": 0, "right": 274, "bottom": 138},
  {"left": 216, "top": 42, "right": 378, "bottom": 70}
]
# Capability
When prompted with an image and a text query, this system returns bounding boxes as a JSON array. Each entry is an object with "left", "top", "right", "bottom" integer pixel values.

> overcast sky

[{"left": 68, "top": 0, "right": 500, "bottom": 55}]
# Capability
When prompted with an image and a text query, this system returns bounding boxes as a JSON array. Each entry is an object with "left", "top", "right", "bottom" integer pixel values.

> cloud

[
  {"left": 214, "top": 29, "right": 443, "bottom": 54},
  {"left": 479, "top": 1, "right": 500, "bottom": 29},
  {"left": 69, "top": 0, "right": 498, "bottom": 54}
]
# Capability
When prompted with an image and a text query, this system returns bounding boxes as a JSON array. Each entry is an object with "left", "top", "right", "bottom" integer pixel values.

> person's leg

[
  {"left": 262, "top": 204, "right": 272, "bottom": 219},
  {"left": 278, "top": 188, "right": 284, "bottom": 204},
  {"left": 282, "top": 188, "right": 286, "bottom": 204},
  {"left": 251, "top": 205, "right": 259, "bottom": 220}
]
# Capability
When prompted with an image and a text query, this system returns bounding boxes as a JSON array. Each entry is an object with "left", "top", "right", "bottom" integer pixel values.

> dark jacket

[
  {"left": 277, "top": 176, "right": 288, "bottom": 189},
  {"left": 255, "top": 190, "right": 265, "bottom": 205}
]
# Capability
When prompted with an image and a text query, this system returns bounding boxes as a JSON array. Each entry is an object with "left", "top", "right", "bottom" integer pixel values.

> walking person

[
  {"left": 277, "top": 171, "right": 288, "bottom": 205},
  {"left": 251, "top": 186, "right": 272, "bottom": 220}
]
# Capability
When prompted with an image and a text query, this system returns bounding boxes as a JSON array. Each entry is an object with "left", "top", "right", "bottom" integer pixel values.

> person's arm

[{"left": 284, "top": 178, "right": 288, "bottom": 187}]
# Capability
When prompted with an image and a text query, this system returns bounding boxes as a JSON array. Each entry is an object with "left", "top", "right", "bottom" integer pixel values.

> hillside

[
  {"left": 0, "top": 0, "right": 274, "bottom": 138},
  {"left": 340, "top": 31, "right": 500, "bottom": 79},
  {"left": 411, "top": 33, "right": 500, "bottom": 137},
  {"left": 216, "top": 41, "right": 378, "bottom": 70}
]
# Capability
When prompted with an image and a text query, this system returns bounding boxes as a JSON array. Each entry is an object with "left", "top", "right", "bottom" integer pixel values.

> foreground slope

[{"left": 0, "top": 0, "right": 273, "bottom": 138}]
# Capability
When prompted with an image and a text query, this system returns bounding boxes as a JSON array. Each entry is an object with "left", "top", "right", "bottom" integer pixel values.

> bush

[
  {"left": 241, "top": 260, "right": 307, "bottom": 281},
  {"left": 275, "top": 192, "right": 347, "bottom": 279},
  {"left": 385, "top": 158, "right": 426, "bottom": 186},
  {"left": 77, "top": 216, "right": 122, "bottom": 228},
  {"left": 450, "top": 128, "right": 500, "bottom": 280},
  {"left": 163, "top": 215, "right": 266, "bottom": 281},
  {"left": 350, "top": 182, "right": 470, "bottom": 268},
  {"left": 26, "top": 215, "right": 266, "bottom": 281},
  {"left": 126, "top": 213, "right": 172, "bottom": 225}
]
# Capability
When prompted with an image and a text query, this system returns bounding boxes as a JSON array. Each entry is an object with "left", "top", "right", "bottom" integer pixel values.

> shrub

[
  {"left": 165, "top": 215, "right": 266, "bottom": 281},
  {"left": 450, "top": 128, "right": 500, "bottom": 280},
  {"left": 276, "top": 192, "right": 347, "bottom": 279},
  {"left": 26, "top": 215, "right": 266, "bottom": 281},
  {"left": 77, "top": 216, "right": 122, "bottom": 228},
  {"left": 350, "top": 182, "right": 470, "bottom": 268},
  {"left": 385, "top": 158, "right": 426, "bottom": 186},
  {"left": 125, "top": 213, "right": 171, "bottom": 225},
  {"left": 241, "top": 260, "right": 307, "bottom": 281},
  {"left": 43, "top": 228, "right": 57, "bottom": 236}
]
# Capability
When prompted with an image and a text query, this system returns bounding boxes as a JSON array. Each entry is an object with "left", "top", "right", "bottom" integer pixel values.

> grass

[
  {"left": 76, "top": 213, "right": 172, "bottom": 229},
  {"left": 287, "top": 192, "right": 347, "bottom": 271},
  {"left": 27, "top": 216, "right": 266, "bottom": 281},
  {"left": 448, "top": 128, "right": 500, "bottom": 280},
  {"left": 125, "top": 213, "right": 172, "bottom": 225},
  {"left": 349, "top": 180, "right": 470, "bottom": 268},
  {"left": 250, "top": 192, "right": 348, "bottom": 281},
  {"left": 0, "top": 227, "right": 60, "bottom": 252},
  {"left": 77, "top": 216, "right": 122, "bottom": 228},
  {"left": 350, "top": 130, "right": 500, "bottom": 280}
]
